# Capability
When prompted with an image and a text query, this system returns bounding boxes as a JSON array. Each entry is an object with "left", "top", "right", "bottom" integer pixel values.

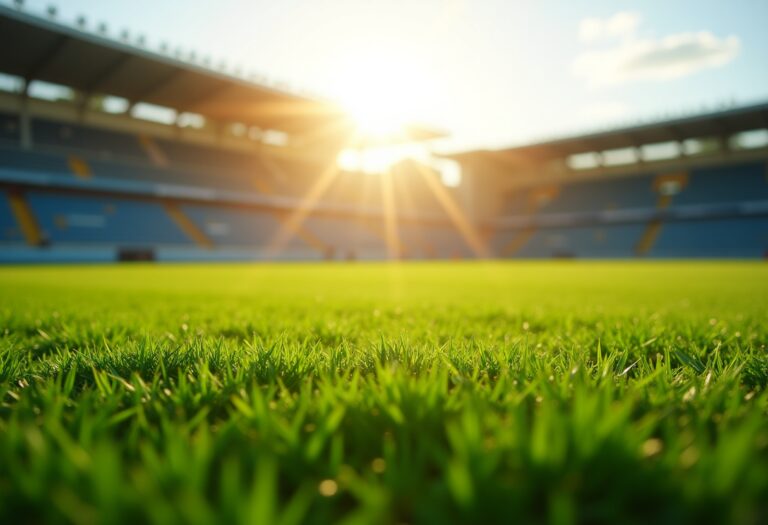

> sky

[{"left": 8, "top": 0, "right": 768, "bottom": 152}]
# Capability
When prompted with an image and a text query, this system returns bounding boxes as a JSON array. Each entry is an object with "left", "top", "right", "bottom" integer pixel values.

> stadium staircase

[
  {"left": 634, "top": 173, "right": 688, "bottom": 256},
  {"left": 137, "top": 134, "right": 169, "bottom": 167},
  {"left": 163, "top": 202, "right": 213, "bottom": 249},
  {"left": 6, "top": 189, "right": 42, "bottom": 246},
  {"left": 498, "top": 185, "right": 559, "bottom": 256},
  {"left": 67, "top": 155, "right": 92, "bottom": 179}
]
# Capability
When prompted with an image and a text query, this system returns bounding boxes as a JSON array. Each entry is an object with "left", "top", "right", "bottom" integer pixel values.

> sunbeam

[
  {"left": 380, "top": 171, "right": 403, "bottom": 259},
  {"left": 414, "top": 162, "right": 490, "bottom": 258},
  {"left": 264, "top": 159, "right": 344, "bottom": 258}
]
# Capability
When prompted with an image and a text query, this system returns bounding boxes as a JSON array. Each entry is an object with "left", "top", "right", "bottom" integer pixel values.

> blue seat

[
  {"left": 157, "top": 138, "right": 263, "bottom": 172},
  {"left": 398, "top": 222, "right": 472, "bottom": 259},
  {"left": 651, "top": 218, "right": 768, "bottom": 258},
  {"left": 0, "top": 190, "right": 24, "bottom": 243},
  {"left": 27, "top": 192, "right": 191, "bottom": 245},
  {"left": 0, "top": 148, "right": 70, "bottom": 175},
  {"left": 675, "top": 163, "right": 768, "bottom": 205},
  {"left": 511, "top": 224, "right": 646, "bottom": 258},
  {"left": 500, "top": 190, "right": 533, "bottom": 215},
  {"left": 32, "top": 118, "right": 146, "bottom": 160},
  {"left": 539, "top": 174, "right": 656, "bottom": 214},
  {"left": 0, "top": 112, "right": 20, "bottom": 146},
  {"left": 181, "top": 204, "right": 307, "bottom": 251},
  {"left": 303, "top": 215, "right": 386, "bottom": 259}
]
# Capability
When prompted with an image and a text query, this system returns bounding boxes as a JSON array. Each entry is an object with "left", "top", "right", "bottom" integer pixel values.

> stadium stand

[
  {"left": 32, "top": 118, "right": 147, "bottom": 160},
  {"left": 301, "top": 215, "right": 387, "bottom": 260},
  {"left": 0, "top": 147, "right": 70, "bottom": 175},
  {"left": 651, "top": 218, "right": 768, "bottom": 258},
  {"left": 535, "top": 175, "right": 657, "bottom": 215},
  {"left": 0, "top": 5, "right": 766, "bottom": 262},
  {"left": 180, "top": 204, "right": 309, "bottom": 253},
  {"left": 457, "top": 101, "right": 768, "bottom": 259},
  {"left": 28, "top": 192, "right": 191, "bottom": 246},
  {"left": 0, "top": 112, "right": 19, "bottom": 144},
  {"left": 407, "top": 224, "right": 473, "bottom": 259},
  {"left": 487, "top": 159, "right": 768, "bottom": 258},
  {"left": 19, "top": 117, "right": 274, "bottom": 191},
  {"left": 676, "top": 163, "right": 768, "bottom": 206},
  {"left": 512, "top": 224, "right": 648, "bottom": 259},
  {"left": 0, "top": 189, "right": 24, "bottom": 243}
]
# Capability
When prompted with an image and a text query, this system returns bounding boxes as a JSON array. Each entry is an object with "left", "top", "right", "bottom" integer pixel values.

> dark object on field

[{"left": 117, "top": 247, "right": 155, "bottom": 262}]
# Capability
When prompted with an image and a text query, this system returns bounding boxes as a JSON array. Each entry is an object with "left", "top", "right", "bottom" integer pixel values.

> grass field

[{"left": 1, "top": 261, "right": 767, "bottom": 524}]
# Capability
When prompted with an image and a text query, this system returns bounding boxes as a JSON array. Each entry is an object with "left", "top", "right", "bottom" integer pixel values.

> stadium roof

[
  {"left": 0, "top": 4, "right": 447, "bottom": 144},
  {"left": 0, "top": 4, "right": 352, "bottom": 137},
  {"left": 450, "top": 101, "right": 768, "bottom": 163}
]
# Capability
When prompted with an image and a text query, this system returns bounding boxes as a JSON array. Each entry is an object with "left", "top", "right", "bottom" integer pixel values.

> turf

[{"left": 0, "top": 261, "right": 767, "bottom": 524}]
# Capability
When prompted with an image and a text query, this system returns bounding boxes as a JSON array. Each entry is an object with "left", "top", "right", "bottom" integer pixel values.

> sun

[
  {"left": 340, "top": 80, "right": 413, "bottom": 142},
  {"left": 347, "top": 101, "right": 405, "bottom": 139},
  {"left": 331, "top": 51, "right": 437, "bottom": 172},
  {"left": 332, "top": 51, "right": 434, "bottom": 141}
]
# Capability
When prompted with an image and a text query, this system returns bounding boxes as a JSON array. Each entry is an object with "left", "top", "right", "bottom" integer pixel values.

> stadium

[{"left": 1, "top": 2, "right": 767, "bottom": 524}]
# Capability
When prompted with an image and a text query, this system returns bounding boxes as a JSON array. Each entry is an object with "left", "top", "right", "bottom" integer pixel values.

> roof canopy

[
  {"left": 0, "top": 5, "right": 351, "bottom": 138},
  {"left": 452, "top": 101, "right": 768, "bottom": 163},
  {"left": 0, "top": 5, "right": 447, "bottom": 144}
]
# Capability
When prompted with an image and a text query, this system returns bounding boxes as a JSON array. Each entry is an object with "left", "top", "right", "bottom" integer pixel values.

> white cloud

[
  {"left": 579, "top": 12, "right": 641, "bottom": 42},
  {"left": 573, "top": 14, "right": 740, "bottom": 87}
]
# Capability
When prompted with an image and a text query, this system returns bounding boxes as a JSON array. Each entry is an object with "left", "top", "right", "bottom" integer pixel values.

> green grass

[{"left": 0, "top": 261, "right": 767, "bottom": 524}]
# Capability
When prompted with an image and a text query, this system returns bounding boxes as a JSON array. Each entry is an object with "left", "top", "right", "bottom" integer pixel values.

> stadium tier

[
  {"left": 489, "top": 161, "right": 768, "bottom": 258},
  {"left": 0, "top": 112, "right": 464, "bottom": 261},
  {"left": 2, "top": 109, "right": 768, "bottom": 261},
  {"left": 461, "top": 101, "right": 768, "bottom": 260},
  {"left": 29, "top": 191, "right": 190, "bottom": 246}
]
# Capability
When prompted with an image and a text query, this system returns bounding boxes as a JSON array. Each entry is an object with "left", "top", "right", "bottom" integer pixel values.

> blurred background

[{"left": 0, "top": 0, "right": 766, "bottom": 262}]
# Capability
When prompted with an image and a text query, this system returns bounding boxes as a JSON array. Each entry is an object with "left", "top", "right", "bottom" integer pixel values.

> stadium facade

[{"left": 0, "top": 4, "right": 766, "bottom": 262}]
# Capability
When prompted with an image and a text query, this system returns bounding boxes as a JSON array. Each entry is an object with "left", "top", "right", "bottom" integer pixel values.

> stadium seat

[
  {"left": 651, "top": 218, "right": 768, "bottom": 258},
  {"left": 32, "top": 118, "right": 147, "bottom": 160},
  {"left": 398, "top": 222, "right": 473, "bottom": 259},
  {"left": 0, "top": 112, "right": 20, "bottom": 145},
  {"left": 27, "top": 192, "right": 192, "bottom": 246},
  {"left": 0, "top": 147, "right": 70, "bottom": 175},
  {"left": 2, "top": 109, "right": 766, "bottom": 261},
  {"left": 0, "top": 189, "right": 25, "bottom": 243},
  {"left": 537, "top": 174, "right": 656, "bottom": 214},
  {"left": 301, "top": 214, "right": 387, "bottom": 260},
  {"left": 502, "top": 224, "right": 646, "bottom": 259},
  {"left": 180, "top": 204, "right": 313, "bottom": 256},
  {"left": 675, "top": 163, "right": 768, "bottom": 205}
]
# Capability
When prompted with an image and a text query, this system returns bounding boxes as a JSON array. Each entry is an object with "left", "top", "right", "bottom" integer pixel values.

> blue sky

[{"left": 9, "top": 0, "right": 768, "bottom": 151}]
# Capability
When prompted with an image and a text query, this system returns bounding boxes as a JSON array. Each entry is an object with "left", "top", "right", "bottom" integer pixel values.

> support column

[{"left": 19, "top": 80, "right": 32, "bottom": 150}]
